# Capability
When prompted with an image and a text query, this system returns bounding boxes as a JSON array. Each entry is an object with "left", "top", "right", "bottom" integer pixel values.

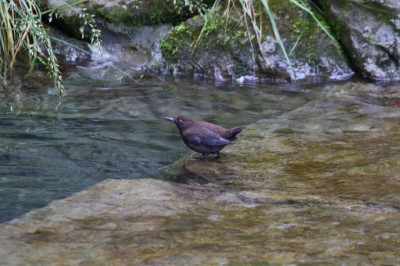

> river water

[
  {"left": 0, "top": 69, "right": 315, "bottom": 222},
  {"left": 1, "top": 67, "right": 400, "bottom": 264}
]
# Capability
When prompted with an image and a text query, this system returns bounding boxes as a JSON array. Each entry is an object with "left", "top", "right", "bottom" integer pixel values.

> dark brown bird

[{"left": 165, "top": 115, "right": 245, "bottom": 156}]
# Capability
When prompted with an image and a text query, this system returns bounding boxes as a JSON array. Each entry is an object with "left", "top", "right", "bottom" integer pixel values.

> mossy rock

[
  {"left": 93, "top": 0, "right": 179, "bottom": 26},
  {"left": 161, "top": 9, "right": 257, "bottom": 79},
  {"left": 37, "top": 0, "right": 190, "bottom": 40},
  {"left": 161, "top": 0, "right": 353, "bottom": 82}
]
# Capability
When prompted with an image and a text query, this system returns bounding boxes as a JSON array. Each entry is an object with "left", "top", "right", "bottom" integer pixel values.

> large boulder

[{"left": 315, "top": 0, "right": 400, "bottom": 81}]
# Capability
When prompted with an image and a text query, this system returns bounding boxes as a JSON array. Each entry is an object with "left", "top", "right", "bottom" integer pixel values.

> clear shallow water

[
  {"left": 2, "top": 72, "right": 400, "bottom": 264},
  {"left": 0, "top": 70, "right": 317, "bottom": 222}
]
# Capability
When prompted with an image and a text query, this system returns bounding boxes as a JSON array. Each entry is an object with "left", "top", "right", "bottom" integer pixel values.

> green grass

[
  {"left": 177, "top": 0, "right": 339, "bottom": 80},
  {"left": 0, "top": 0, "right": 102, "bottom": 96},
  {"left": 0, "top": 0, "right": 63, "bottom": 94}
]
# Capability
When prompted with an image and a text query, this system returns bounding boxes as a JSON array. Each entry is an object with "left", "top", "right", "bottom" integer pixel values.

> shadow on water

[{"left": 0, "top": 70, "right": 318, "bottom": 222}]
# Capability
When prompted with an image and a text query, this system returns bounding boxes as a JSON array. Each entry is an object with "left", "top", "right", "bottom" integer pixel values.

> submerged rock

[
  {"left": 0, "top": 179, "right": 221, "bottom": 265},
  {"left": 1, "top": 83, "right": 400, "bottom": 265},
  {"left": 182, "top": 83, "right": 400, "bottom": 200}
]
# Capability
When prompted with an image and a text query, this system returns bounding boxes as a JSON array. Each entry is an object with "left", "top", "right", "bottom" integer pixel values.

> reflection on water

[{"left": 0, "top": 70, "right": 316, "bottom": 222}]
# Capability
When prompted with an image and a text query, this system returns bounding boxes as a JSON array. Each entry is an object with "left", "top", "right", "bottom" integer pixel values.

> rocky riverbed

[{"left": 1, "top": 82, "right": 399, "bottom": 265}]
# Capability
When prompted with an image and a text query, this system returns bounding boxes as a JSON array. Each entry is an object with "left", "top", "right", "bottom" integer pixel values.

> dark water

[{"left": 0, "top": 70, "right": 317, "bottom": 222}]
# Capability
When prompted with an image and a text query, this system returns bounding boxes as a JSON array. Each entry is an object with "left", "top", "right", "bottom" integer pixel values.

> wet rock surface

[
  {"left": 1, "top": 83, "right": 400, "bottom": 264},
  {"left": 89, "top": 24, "right": 172, "bottom": 73},
  {"left": 49, "top": 28, "right": 92, "bottom": 64}
]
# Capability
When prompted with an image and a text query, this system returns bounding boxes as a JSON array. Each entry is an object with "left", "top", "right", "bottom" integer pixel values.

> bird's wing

[{"left": 185, "top": 130, "right": 230, "bottom": 146}]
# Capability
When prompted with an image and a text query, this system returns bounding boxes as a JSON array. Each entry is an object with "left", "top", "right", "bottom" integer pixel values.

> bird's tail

[{"left": 230, "top": 126, "right": 245, "bottom": 137}]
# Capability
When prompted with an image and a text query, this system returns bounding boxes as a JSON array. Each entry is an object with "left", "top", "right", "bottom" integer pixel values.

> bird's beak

[{"left": 164, "top": 117, "right": 175, "bottom": 122}]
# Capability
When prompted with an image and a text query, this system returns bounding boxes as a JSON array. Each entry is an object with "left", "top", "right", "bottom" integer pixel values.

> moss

[
  {"left": 147, "top": 1, "right": 177, "bottom": 24},
  {"left": 160, "top": 37, "right": 178, "bottom": 61},
  {"left": 92, "top": 0, "right": 179, "bottom": 26},
  {"left": 97, "top": 6, "right": 136, "bottom": 25},
  {"left": 160, "top": 8, "right": 251, "bottom": 63},
  {"left": 268, "top": 0, "right": 292, "bottom": 10},
  {"left": 160, "top": 23, "right": 196, "bottom": 61}
]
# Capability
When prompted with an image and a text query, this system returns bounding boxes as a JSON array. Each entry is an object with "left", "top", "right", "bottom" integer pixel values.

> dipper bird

[{"left": 165, "top": 115, "right": 245, "bottom": 156}]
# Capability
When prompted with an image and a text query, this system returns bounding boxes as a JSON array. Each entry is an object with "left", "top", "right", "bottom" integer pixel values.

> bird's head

[{"left": 165, "top": 115, "right": 195, "bottom": 130}]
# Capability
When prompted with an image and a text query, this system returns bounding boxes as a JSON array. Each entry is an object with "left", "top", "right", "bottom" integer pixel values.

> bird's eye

[{"left": 178, "top": 119, "right": 183, "bottom": 123}]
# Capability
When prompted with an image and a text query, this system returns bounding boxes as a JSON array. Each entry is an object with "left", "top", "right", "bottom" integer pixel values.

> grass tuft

[
  {"left": 176, "top": 0, "right": 339, "bottom": 80},
  {"left": 0, "top": 0, "right": 64, "bottom": 94}
]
